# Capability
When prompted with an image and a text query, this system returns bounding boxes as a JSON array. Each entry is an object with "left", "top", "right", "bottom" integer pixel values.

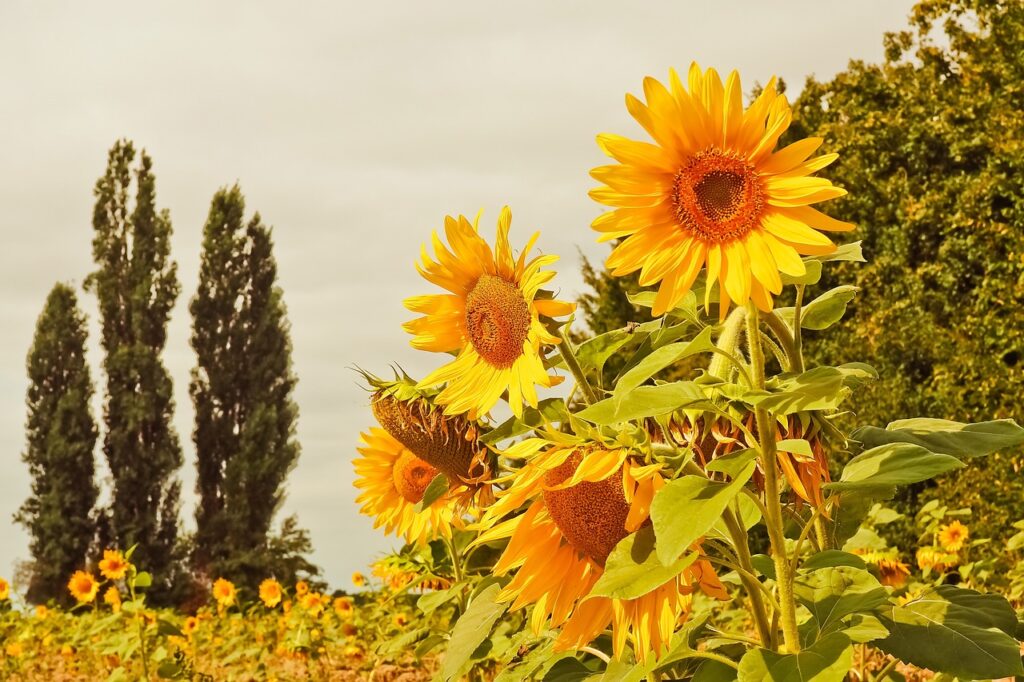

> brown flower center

[
  {"left": 465, "top": 275, "right": 531, "bottom": 369},
  {"left": 672, "top": 149, "right": 765, "bottom": 242},
  {"left": 392, "top": 449, "right": 439, "bottom": 503},
  {"left": 542, "top": 451, "right": 632, "bottom": 567}
]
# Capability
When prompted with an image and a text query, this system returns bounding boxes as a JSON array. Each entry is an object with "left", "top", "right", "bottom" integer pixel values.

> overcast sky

[{"left": 0, "top": 1, "right": 915, "bottom": 592}]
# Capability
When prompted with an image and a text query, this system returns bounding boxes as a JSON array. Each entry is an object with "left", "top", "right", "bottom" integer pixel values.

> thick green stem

[
  {"left": 557, "top": 327, "right": 598, "bottom": 405},
  {"left": 746, "top": 301, "right": 801, "bottom": 653},
  {"left": 763, "top": 312, "right": 798, "bottom": 372},
  {"left": 721, "top": 508, "right": 774, "bottom": 648},
  {"left": 708, "top": 306, "right": 748, "bottom": 380},
  {"left": 792, "top": 286, "right": 806, "bottom": 374}
]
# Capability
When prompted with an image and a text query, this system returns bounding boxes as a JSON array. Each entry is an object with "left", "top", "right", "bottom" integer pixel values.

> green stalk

[
  {"left": 721, "top": 508, "right": 775, "bottom": 647},
  {"left": 792, "top": 285, "right": 806, "bottom": 373},
  {"left": 746, "top": 301, "right": 801, "bottom": 653},
  {"left": 708, "top": 306, "right": 748, "bottom": 380},
  {"left": 557, "top": 327, "right": 598, "bottom": 405}
]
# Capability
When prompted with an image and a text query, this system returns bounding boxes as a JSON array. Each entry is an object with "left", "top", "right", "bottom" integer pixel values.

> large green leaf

[
  {"left": 576, "top": 381, "right": 710, "bottom": 425},
  {"left": 851, "top": 418, "right": 1024, "bottom": 460},
  {"left": 441, "top": 583, "right": 509, "bottom": 681},
  {"left": 588, "top": 526, "right": 697, "bottom": 601},
  {"left": 738, "top": 633, "right": 853, "bottom": 682},
  {"left": 793, "top": 566, "right": 889, "bottom": 633},
  {"left": 875, "top": 585, "right": 1023, "bottom": 679},
  {"left": 825, "top": 443, "right": 964, "bottom": 492},
  {"left": 651, "top": 460, "right": 756, "bottom": 565},
  {"left": 800, "top": 286, "right": 858, "bottom": 330},
  {"left": 723, "top": 367, "right": 849, "bottom": 415},
  {"left": 615, "top": 327, "right": 715, "bottom": 395},
  {"left": 800, "top": 550, "right": 867, "bottom": 572}
]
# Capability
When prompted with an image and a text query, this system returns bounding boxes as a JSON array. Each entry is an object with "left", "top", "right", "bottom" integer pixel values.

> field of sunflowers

[{"left": 6, "top": 56, "right": 1024, "bottom": 681}]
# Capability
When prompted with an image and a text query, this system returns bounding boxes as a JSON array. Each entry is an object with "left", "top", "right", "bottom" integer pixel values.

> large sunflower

[
  {"left": 404, "top": 207, "right": 575, "bottom": 418},
  {"left": 475, "top": 440, "right": 727, "bottom": 660},
  {"left": 353, "top": 427, "right": 464, "bottom": 545},
  {"left": 591, "top": 63, "right": 853, "bottom": 317}
]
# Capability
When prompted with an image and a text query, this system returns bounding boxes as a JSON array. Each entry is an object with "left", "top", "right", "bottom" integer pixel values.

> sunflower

[
  {"left": 392, "top": 612, "right": 410, "bottom": 629},
  {"left": 35, "top": 605, "right": 48, "bottom": 619},
  {"left": 937, "top": 520, "right": 969, "bottom": 552},
  {"left": 212, "top": 578, "right": 236, "bottom": 608},
  {"left": 67, "top": 570, "right": 99, "bottom": 604},
  {"left": 475, "top": 440, "right": 727, "bottom": 660},
  {"left": 351, "top": 572, "right": 367, "bottom": 588},
  {"left": 301, "top": 592, "right": 326, "bottom": 617},
  {"left": 404, "top": 207, "right": 575, "bottom": 418},
  {"left": 334, "top": 596, "right": 354, "bottom": 618},
  {"left": 260, "top": 578, "right": 283, "bottom": 608},
  {"left": 98, "top": 549, "right": 129, "bottom": 581},
  {"left": 590, "top": 63, "right": 853, "bottom": 317},
  {"left": 183, "top": 616, "right": 199, "bottom": 636},
  {"left": 354, "top": 427, "right": 466, "bottom": 545},
  {"left": 916, "top": 546, "right": 958, "bottom": 574},
  {"left": 0, "top": 577, "right": 8, "bottom": 601},
  {"left": 857, "top": 551, "right": 911, "bottom": 589},
  {"left": 295, "top": 580, "right": 309, "bottom": 596},
  {"left": 103, "top": 586, "right": 122, "bottom": 612}
]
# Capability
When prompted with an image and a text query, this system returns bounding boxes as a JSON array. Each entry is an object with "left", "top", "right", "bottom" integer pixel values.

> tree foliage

[
  {"left": 190, "top": 186, "right": 311, "bottom": 589},
  {"left": 15, "top": 284, "right": 98, "bottom": 605},
  {"left": 85, "top": 140, "right": 183, "bottom": 598}
]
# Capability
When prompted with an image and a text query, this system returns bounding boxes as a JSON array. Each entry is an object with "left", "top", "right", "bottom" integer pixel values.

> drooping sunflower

[
  {"left": 98, "top": 549, "right": 130, "bottom": 581},
  {"left": 354, "top": 427, "right": 467, "bottom": 546},
  {"left": 404, "top": 207, "right": 575, "bottom": 418},
  {"left": 591, "top": 63, "right": 853, "bottom": 317},
  {"left": 937, "top": 520, "right": 969, "bottom": 552},
  {"left": 475, "top": 439, "right": 728, "bottom": 660},
  {"left": 857, "top": 550, "right": 911, "bottom": 589},
  {"left": 67, "top": 570, "right": 99, "bottom": 604},
  {"left": 259, "top": 578, "right": 283, "bottom": 608}
]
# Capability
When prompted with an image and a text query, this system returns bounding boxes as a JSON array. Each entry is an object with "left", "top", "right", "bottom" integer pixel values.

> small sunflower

[
  {"left": 212, "top": 578, "right": 236, "bottom": 608},
  {"left": 404, "top": 207, "right": 575, "bottom": 418},
  {"left": 103, "top": 586, "right": 122, "bottom": 612},
  {"left": 333, "top": 596, "right": 354, "bottom": 618},
  {"left": 98, "top": 549, "right": 130, "bottom": 581},
  {"left": 259, "top": 579, "right": 283, "bottom": 608},
  {"left": 351, "top": 572, "right": 367, "bottom": 588},
  {"left": 392, "top": 612, "right": 410, "bottom": 629},
  {"left": 301, "top": 592, "right": 326, "bottom": 617},
  {"left": 937, "top": 520, "right": 969, "bottom": 552},
  {"left": 67, "top": 570, "right": 99, "bottom": 604},
  {"left": 183, "top": 616, "right": 199, "bottom": 636},
  {"left": 916, "top": 546, "right": 959, "bottom": 574},
  {"left": 0, "top": 576, "right": 9, "bottom": 601},
  {"left": 475, "top": 440, "right": 727, "bottom": 660},
  {"left": 35, "top": 604, "right": 48, "bottom": 619},
  {"left": 354, "top": 427, "right": 466, "bottom": 545},
  {"left": 591, "top": 63, "right": 853, "bottom": 317},
  {"left": 857, "top": 550, "right": 911, "bottom": 589},
  {"left": 295, "top": 580, "right": 309, "bottom": 596}
]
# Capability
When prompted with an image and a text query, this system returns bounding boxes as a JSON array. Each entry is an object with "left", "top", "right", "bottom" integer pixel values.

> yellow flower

[
  {"left": 937, "top": 520, "right": 969, "bottom": 552},
  {"left": 333, "top": 596, "right": 354, "bottom": 618},
  {"left": 392, "top": 612, "right": 410, "bottom": 629},
  {"left": 404, "top": 207, "right": 575, "bottom": 418},
  {"left": 183, "top": 616, "right": 199, "bottom": 636},
  {"left": 5, "top": 641, "right": 23, "bottom": 658},
  {"left": 103, "top": 586, "right": 122, "bottom": 612},
  {"left": 354, "top": 428, "right": 464, "bottom": 545},
  {"left": 590, "top": 63, "right": 853, "bottom": 317},
  {"left": 295, "top": 580, "right": 309, "bottom": 596},
  {"left": 212, "top": 578, "right": 236, "bottom": 607},
  {"left": 0, "top": 576, "right": 9, "bottom": 600},
  {"left": 98, "top": 549, "right": 130, "bottom": 581},
  {"left": 857, "top": 550, "right": 911, "bottom": 588},
  {"left": 259, "top": 578, "right": 283, "bottom": 608},
  {"left": 351, "top": 572, "right": 367, "bottom": 588},
  {"left": 301, "top": 592, "right": 325, "bottom": 617},
  {"left": 916, "top": 546, "right": 959, "bottom": 573},
  {"left": 475, "top": 439, "right": 728, "bottom": 660},
  {"left": 60, "top": 644, "right": 74, "bottom": 657},
  {"left": 67, "top": 570, "right": 100, "bottom": 603},
  {"left": 35, "top": 604, "right": 49, "bottom": 619}
]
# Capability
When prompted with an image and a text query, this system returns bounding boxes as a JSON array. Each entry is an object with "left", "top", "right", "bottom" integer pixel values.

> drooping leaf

[
  {"left": 851, "top": 418, "right": 1024, "bottom": 460},
  {"left": 723, "top": 367, "right": 849, "bottom": 415},
  {"left": 801, "top": 550, "right": 867, "bottom": 572},
  {"left": 588, "top": 526, "right": 697, "bottom": 601},
  {"left": 875, "top": 585, "right": 1023, "bottom": 679},
  {"left": 441, "top": 583, "right": 509, "bottom": 681},
  {"left": 800, "top": 286, "right": 858, "bottom": 330},
  {"left": 737, "top": 633, "right": 853, "bottom": 682},
  {"left": 813, "top": 241, "right": 864, "bottom": 263},
  {"left": 651, "top": 460, "right": 756, "bottom": 565},
  {"left": 576, "top": 381, "right": 710, "bottom": 425},
  {"left": 615, "top": 327, "right": 715, "bottom": 395},
  {"left": 826, "top": 443, "right": 964, "bottom": 492}
]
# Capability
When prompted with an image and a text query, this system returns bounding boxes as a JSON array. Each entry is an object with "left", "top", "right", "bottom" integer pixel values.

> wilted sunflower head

[{"left": 591, "top": 62, "right": 853, "bottom": 318}]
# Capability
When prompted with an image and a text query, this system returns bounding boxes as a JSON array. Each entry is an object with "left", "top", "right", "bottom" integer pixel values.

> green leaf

[
  {"left": 801, "top": 550, "right": 867, "bottom": 572},
  {"left": 780, "top": 259, "right": 823, "bottom": 285},
  {"left": 875, "top": 585, "right": 1023, "bottom": 679},
  {"left": 588, "top": 526, "right": 697, "bottom": 601},
  {"left": 851, "top": 418, "right": 1024, "bottom": 460},
  {"left": 800, "top": 286, "right": 858, "bottom": 330},
  {"left": 133, "top": 571, "right": 153, "bottom": 589},
  {"left": 543, "top": 658, "right": 599, "bottom": 682},
  {"left": 415, "top": 473, "right": 449, "bottom": 511},
  {"left": 441, "top": 583, "right": 509, "bottom": 682},
  {"left": 621, "top": 615, "right": 712, "bottom": 682},
  {"left": 793, "top": 566, "right": 889, "bottom": 633},
  {"left": 416, "top": 584, "right": 460, "bottom": 614},
  {"left": 813, "top": 241, "right": 864, "bottom": 263},
  {"left": 615, "top": 327, "right": 715, "bottom": 395},
  {"left": 651, "top": 460, "right": 756, "bottom": 565},
  {"left": 481, "top": 398, "right": 570, "bottom": 445},
  {"left": 826, "top": 443, "right": 964, "bottom": 492},
  {"left": 705, "top": 448, "right": 759, "bottom": 478},
  {"left": 725, "top": 367, "right": 849, "bottom": 415},
  {"left": 576, "top": 381, "right": 710, "bottom": 425},
  {"left": 840, "top": 613, "right": 890, "bottom": 643},
  {"left": 738, "top": 633, "right": 853, "bottom": 682},
  {"left": 156, "top": 661, "right": 184, "bottom": 679},
  {"left": 156, "top": 619, "right": 184, "bottom": 637},
  {"left": 776, "top": 439, "right": 813, "bottom": 458}
]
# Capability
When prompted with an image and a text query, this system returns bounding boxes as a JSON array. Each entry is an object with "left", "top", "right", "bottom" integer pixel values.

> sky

[{"left": 0, "top": 0, "right": 916, "bottom": 592}]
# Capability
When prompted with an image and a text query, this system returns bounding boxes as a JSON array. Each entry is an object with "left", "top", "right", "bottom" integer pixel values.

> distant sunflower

[
  {"left": 67, "top": 571, "right": 99, "bottom": 604},
  {"left": 0, "top": 577, "right": 9, "bottom": 601},
  {"left": 351, "top": 572, "right": 367, "bottom": 588},
  {"left": 475, "top": 440, "right": 727, "bottom": 660},
  {"left": 333, "top": 596, "right": 354, "bottom": 618},
  {"left": 404, "top": 207, "right": 575, "bottom": 418},
  {"left": 857, "top": 550, "right": 911, "bottom": 589},
  {"left": 103, "top": 586, "right": 121, "bottom": 612},
  {"left": 295, "top": 580, "right": 309, "bottom": 596},
  {"left": 98, "top": 549, "right": 129, "bottom": 581},
  {"left": 354, "top": 427, "right": 465, "bottom": 545},
  {"left": 937, "top": 520, "right": 969, "bottom": 552},
  {"left": 259, "top": 578, "right": 283, "bottom": 608},
  {"left": 591, "top": 63, "right": 853, "bottom": 317},
  {"left": 301, "top": 592, "right": 326, "bottom": 617},
  {"left": 212, "top": 578, "right": 236, "bottom": 608}
]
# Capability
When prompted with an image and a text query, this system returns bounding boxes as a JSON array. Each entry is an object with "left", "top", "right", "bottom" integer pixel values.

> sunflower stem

[
  {"left": 721, "top": 507, "right": 775, "bottom": 648},
  {"left": 792, "top": 285, "right": 806, "bottom": 374},
  {"left": 745, "top": 300, "right": 801, "bottom": 653},
  {"left": 557, "top": 326, "right": 598, "bottom": 405},
  {"left": 708, "top": 306, "right": 748, "bottom": 381},
  {"left": 762, "top": 311, "right": 797, "bottom": 372}
]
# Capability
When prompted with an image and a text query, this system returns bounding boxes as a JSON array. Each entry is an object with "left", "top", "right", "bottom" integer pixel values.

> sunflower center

[
  {"left": 542, "top": 451, "right": 632, "bottom": 567},
  {"left": 392, "top": 449, "right": 439, "bottom": 503},
  {"left": 465, "top": 275, "right": 531, "bottom": 369},
  {"left": 672, "top": 149, "right": 765, "bottom": 242}
]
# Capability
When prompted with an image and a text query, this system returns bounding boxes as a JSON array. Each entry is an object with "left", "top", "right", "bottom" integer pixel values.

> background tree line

[
  {"left": 17, "top": 140, "right": 317, "bottom": 606},
  {"left": 578, "top": 0, "right": 1024, "bottom": 547}
]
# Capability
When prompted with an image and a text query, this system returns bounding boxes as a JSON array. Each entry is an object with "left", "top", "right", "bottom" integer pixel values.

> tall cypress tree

[
  {"left": 85, "top": 140, "right": 182, "bottom": 592},
  {"left": 191, "top": 185, "right": 306, "bottom": 588},
  {"left": 16, "top": 284, "right": 98, "bottom": 604}
]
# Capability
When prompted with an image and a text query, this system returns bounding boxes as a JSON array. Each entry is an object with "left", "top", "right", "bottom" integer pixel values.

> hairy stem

[
  {"left": 721, "top": 507, "right": 775, "bottom": 647},
  {"left": 557, "top": 326, "right": 598, "bottom": 405}
]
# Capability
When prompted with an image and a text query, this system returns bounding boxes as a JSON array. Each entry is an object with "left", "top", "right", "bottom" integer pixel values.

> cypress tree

[
  {"left": 190, "top": 185, "right": 307, "bottom": 588},
  {"left": 85, "top": 140, "right": 183, "bottom": 593},
  {"left": 15, "top": 284, "right": 98, "bottom": 604}
]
